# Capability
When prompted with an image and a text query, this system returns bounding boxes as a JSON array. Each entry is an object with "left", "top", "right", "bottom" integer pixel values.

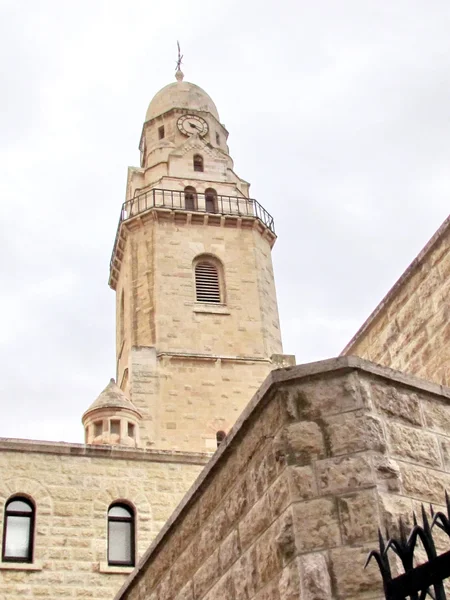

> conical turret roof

[{"left": 82, "top": 378, "right": 141, "bottom": 421}]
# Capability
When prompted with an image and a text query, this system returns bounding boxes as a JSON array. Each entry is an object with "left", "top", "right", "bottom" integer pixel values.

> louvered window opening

[{"left": 195, "top": 263, "right": 221, "bottom": 303}]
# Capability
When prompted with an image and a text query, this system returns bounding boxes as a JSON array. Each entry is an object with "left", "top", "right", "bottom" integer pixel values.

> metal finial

[{"left": 175, "top": 41, "right": 184, "bottom": 81}]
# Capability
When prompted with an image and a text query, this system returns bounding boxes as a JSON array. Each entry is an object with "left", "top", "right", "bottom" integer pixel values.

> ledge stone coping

[{"left": 0, "top": 561, "right": 43, "bottom": 571}]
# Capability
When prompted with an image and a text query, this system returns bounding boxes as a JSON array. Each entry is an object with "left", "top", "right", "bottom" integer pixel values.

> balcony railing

[{"left": 110, "top": 188, "right": 275, "bottom": 272}]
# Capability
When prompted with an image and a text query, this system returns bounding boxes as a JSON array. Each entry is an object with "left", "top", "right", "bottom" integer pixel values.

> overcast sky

[{"left": 1, "top": 0, "right": 448, "bottom": 443}]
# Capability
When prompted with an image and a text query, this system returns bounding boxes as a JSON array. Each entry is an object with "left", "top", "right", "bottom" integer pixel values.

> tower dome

[
  {"left": 82, "top": 378, "right": 142, "bottom": 447},
  {"left": 145, "top": 77, "right": 220, "bottom": 122}
]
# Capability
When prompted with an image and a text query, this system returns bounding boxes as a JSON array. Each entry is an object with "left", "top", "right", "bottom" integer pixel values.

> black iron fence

[
  {"left": 110, "top": 188, "right": 275, "bottom": 272},
  {"left": 367, "top": 493, "right": 450, "bottom": 600}
]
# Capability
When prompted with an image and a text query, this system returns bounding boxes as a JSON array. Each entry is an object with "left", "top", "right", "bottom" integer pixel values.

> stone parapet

[{"left": 113, "top": 356, "right": 450, "bottom": 600}]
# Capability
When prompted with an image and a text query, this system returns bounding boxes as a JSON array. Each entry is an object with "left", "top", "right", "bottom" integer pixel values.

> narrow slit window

[
  {"left": 2, "top": 497, "right": 35, "bottom": 563},
  {"left": 108, "top": 503, "right": 135, "bottom": 567},
  {"left": 94, "top": 421, "right": 103, "bottom": 437},
  {"left": 193, "top": 154, "right": 204, "bottom": 172},
  {"left": 158, "top": 125, "right": 165, "bottom": 139},
  {"left": 216, "top": 132, "right": 220, "bottom": 145},
  {"left": 127, "top": 423, "right": 135, "bottom": 438},
  {"left": 195, "top": 262, "right": 221, "bottom": 303}
]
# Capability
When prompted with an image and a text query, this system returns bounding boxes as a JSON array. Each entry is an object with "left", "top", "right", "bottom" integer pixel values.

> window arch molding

[
  {"left": 107, "top": 501, "right": 135, "bottom": 567},
  {"left": 2, "top": 495, "right": 35, "bottom": 563},
  {"left": 193, "top": 254, "right": 225, "bottom": 304}
]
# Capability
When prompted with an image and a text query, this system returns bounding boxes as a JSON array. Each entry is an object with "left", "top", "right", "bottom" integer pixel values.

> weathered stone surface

[
  {"left": 286, "top": 373, "right": 362, "bottom": 419},
  {"left": 338, "top": 489, "right": 379, "bottom": 544},
  {"left": 254, "top": 524, "right": 283, "bottom": 588},
  {"left": 400, "top": 463, "right": 450, "bottom": 503},
  {"left": 232, "top": 547, "right": 258, "bottom": 600},
  {"left": 330, "top": 546, "right": 382, "bottom": 597},
  {"left": 422, "top": 400, "right": 450, "bottom": 436},
  {"left": 219, "top": 530, "right": 240, "bottom": 574},
  {"left": 316, "top": 454, "right": 374, "bottom": 494},
  {"left": 269, "top": 470, "right": 291, "bottom": 518},
  {"left": 324, "top": 412, "right": 385, "bottom": 456},
  {"left": 287, "top": 465, "right": 317, "bottom": 503},
  {"left": 371, "top": 454, "right": 402, "bottom": 492},
  {"left": 292, "top": 498, "right": 340, "bottom": 552},
  {"left": 238, "top": 494, "right": 271, "bottom": 551},
  {"left": 274, "top": 508, "right": 296, "bottom": 563},
  {"left": 298, "top": 553, "right": 332, "bottom": 600},
  {"left": 175, "top": 581, "right": 194, "bottom": 600},
  {"left": 278, "top": 559, "right": 301, "bottom": 600},
  {"left": 386, "top": 421, "right": 442, "bottom": 468},
  {"left": 366, "top": 382, "right": 423, "bottom": 426},
  {"left": 284, "top": 421, "right": 326, "bottom": 464},
  {"left": 203, "top": 572, "right": 235, "bottom": 600},
  {"left": 193, "top": 548, "right": 219, "bottom": 600},
  {"left": 378, "top": 493, "right": 414, "bottom": 537}
]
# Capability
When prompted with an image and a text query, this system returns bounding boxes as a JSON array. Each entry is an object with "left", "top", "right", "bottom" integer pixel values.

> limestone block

[
  {"left": 287, "top": 465, "right": 317, "bottom": 501},
  {"left": 285, "top": 421, "right": 326, "bottom": 464},
  {"left": 338, "top": 489, "right": 379, "bottom": 544},
  {"left": 371, "top": 454, "right": 402, "bottom": 493},
  {"left": 324, "top": 412, "right": 386, "bottom": 456},
  {"left": 330, "top": 546, "right": 382, "bottom": 598},
  {"left": 292, "top": 498, "right": 340, "bottom": 552},
  {"left": 219, "top": 529, "right": 240, "bottom": 573},
  {"left": 386, "top": 421, "right": 442, "bottom": 468},
  {"left": 422, "top": 400, "right": 450, "bottom": 436},
  {"left": 254, "top": 523, "right": 283, "bottom": 588},
  {"left": 378, "top": 493, "right": 414, "bottom": 537},
  {"left": 175, "top": 581, "right": 194, "bottom": 600},
  {"left": 238, "top": 494, "right": 271, "bottom": 551},
  {"left": 232, "top": 546, "right": 258, "bottom": 600},
  {"left": 286, "top": 373, "right": 362, "bottom": 419},
  {"left": 269, "top": 470, "right": 291, "bottom": 519},
  {"left": 400, "top": 462, "right": 450, "bottom": 503},
  {"left": 298, "top": 552, "right": 332, "bottom": 600},
  {"left": 278, "top": 558, "right": 301, "bottom": 600},
  {"left": 274, "top": 508, "right": 296, "bottom": 564},
  {"left": 193, "top": 548, "right": 219, "bottom": 600},
  {"left": 253, "top": 577, "right": 280, "bottom": 600},
  {"left": 224, "top": 479, "right": 249, "bottom": 525},
  {"left": 316, "top": 455, "right": 374, "bottom": 495},
  {"left": 203, "top": 572, "right": 235, "bottom": 600},
  {"left": 364, "top": 381, "right": 423, "bottom": 426}
]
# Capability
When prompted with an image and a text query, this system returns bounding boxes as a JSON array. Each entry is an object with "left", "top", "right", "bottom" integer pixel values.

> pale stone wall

[
  {"left": 113, "top": 357, "right": 450, "bottom": 600},
  {"left": 343, "top": 217, "right": 450, "bottom": 387},
  {"left": 0, "top": 440, "right": 207, "bottom": 600},
  {"left": 114, "top": 210, "right": 286, "bottom": 452}
]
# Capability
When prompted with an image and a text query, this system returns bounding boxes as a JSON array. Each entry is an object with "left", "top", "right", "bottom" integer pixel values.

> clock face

[{"left": 177, "top": 115, "right": 209, "bottom": 137}]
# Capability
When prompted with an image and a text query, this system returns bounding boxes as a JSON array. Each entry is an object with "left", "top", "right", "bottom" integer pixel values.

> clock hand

[{"left": 189, "top": 122, "right": 201, "bottom": 131}]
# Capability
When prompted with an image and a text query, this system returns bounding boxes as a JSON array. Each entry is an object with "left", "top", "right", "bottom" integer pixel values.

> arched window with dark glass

[
  {"left": 205, "top": 188, "right": 218, "bottom": 214},
  {"left": 193, "top": 154, "right": 204, "bottom": 172},
  {"left": 184, "top": 187, "right": 197, "bottom": 211},
  {"left": 2, "top": 497, "right": 35, "bottom": 563},
  {"left": 107, "top": 503, "right": 135, "bottom": 566}
]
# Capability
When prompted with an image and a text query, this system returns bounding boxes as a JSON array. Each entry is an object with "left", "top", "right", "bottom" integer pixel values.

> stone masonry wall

[
  {"left": 343, "top": 218, "right": 450, "bottom": 387},
  {"left": 114, "top": 357, "right": 450, "bottom": 600},
  {"left": 0, "top": 441, "right": 207, "bottom": 600}
]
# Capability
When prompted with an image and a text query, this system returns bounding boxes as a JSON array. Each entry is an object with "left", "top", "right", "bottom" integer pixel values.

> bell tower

[{"left": 108, "top": 68, "right": 294, "bottom": 452}]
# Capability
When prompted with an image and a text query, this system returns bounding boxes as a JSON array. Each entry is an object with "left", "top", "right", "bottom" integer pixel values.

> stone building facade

[
  {"left": 0, "top": 69, "right": 293, "bottom": 600},
  {"left": 113, "top": 357, "right": 450, "bottom": 600},
  {"left": 342, "top": 215, "right": 450, "bottom": 387}
]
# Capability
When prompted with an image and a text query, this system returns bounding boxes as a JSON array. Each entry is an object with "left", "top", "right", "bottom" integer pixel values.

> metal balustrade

[{"left": 110, "top": 188, "right": 275, "bottom": 273}]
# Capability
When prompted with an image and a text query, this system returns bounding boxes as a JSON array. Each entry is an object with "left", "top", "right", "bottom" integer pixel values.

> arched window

[
  {"left": 193, "top": 154, "right": 204, "bottom": 172},
  {"left": 216, "top": 430, "right": 226, "bottom": 448},
  {"left": 194, "top": 257, "right": 223, "bottom": 304},
  {"left": 2, "top": 497, "right": 35, "bottom": 562},
  {"left": 205, "top": 188, "right": 218, "bottom": 214},
  {"left": 107, "top": 503, "right": 135, "bottom": 566},
  {"left": 184, "top": 187, "right": 197, "bottom": 211}
]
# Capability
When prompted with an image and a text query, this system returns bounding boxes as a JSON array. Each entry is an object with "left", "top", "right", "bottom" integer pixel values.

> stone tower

[{"left": 108, "top": 69, "right": 293, "bottom": 452}]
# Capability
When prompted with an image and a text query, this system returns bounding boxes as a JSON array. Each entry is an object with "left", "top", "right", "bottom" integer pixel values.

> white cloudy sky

[{"left": 1, "top": 0, "right": 448, "bottom": 443}]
